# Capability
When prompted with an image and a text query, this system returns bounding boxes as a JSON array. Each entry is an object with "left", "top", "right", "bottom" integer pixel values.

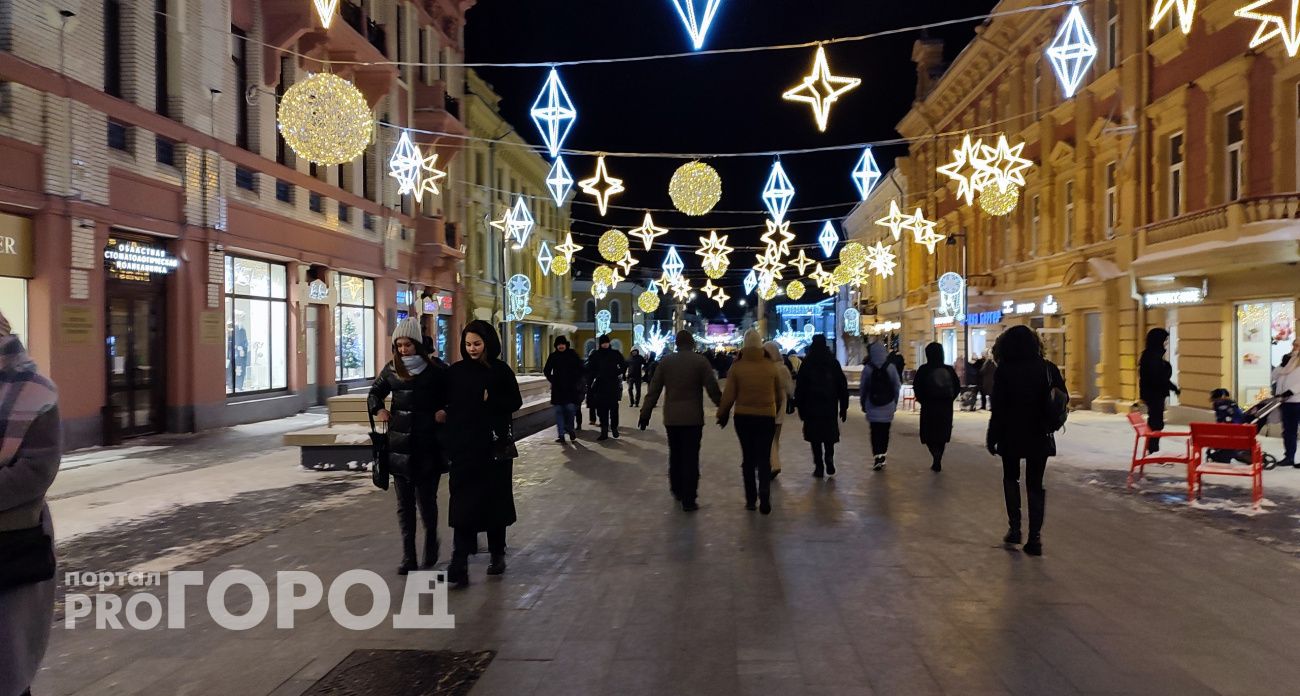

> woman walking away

[
  {"left": 717, "top": 331, "right": 785, "bottom": 514},
  {"left": 986, "top": 325, "right": 1067, "bottom": 557},
  {"left": 627, "top": 349, "right": 646, "bottom": 407},
  {"left": 914, "top": 342, "right": 961, "bottom": 472},
  {"left": 443, "top": 321, "right": 523, "bottom": 588},
  {"left": 1274, "top": 347, "right": 1300, "bottom": 467},
  {"left": 764, "top": 341, "right": 796, "bottom": 480},
  {"left": 543, "top": 336, "right": 584, "bottom": 443},
  {"left": 0, "top": 311, "right": 61, "bottom": 696},
  {"left": 795, "top": 334, "right": 849, "bottom": 478},
  {"left": 369, "top": 319, "right": 449, "bottom": 575},
  {"left": 586, "top": 335, "right": 627, "bottom": 441},
  {"left": 1139, "top": 328, "right": 1180, "bottom": 453},
  {"left": 859, "top": 342, "right": 902, "bottom": 470}
]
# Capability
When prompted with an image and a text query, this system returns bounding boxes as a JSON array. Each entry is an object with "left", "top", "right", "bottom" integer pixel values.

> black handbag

[
  {"left": 0, "top": 520, "right": 56, "bottom": 591},
  {"left": 491, "top": 425, "right": 519, "bottom": 462},
  {"left": 368, "top": 410, "right": 391, "bottom": 491}
]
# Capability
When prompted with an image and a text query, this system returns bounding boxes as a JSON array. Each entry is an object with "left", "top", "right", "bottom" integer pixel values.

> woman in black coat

[
  {"left": 442, "top": 320, "right": 523, "bottom": 587},
  {"left": 585, "top": 334, "right": 627, "bottom": 440},
  {"left": 368, "top": 319, "right": 448, "bottom": 575},
  {"left": 1138, "top": 327, "right": 1180, "bottom": 453},
  {"left": 543, "top": 335, "right": 585, "bottom": 442},
  {"left": 986, "top": 325, "right": 1066, "bottom": 557},
  {"left": 914, "top": 342, "right": 961, "bottom": 472},
  {"left": 794, "top": 335, "right": 849, "bottom": 478}
]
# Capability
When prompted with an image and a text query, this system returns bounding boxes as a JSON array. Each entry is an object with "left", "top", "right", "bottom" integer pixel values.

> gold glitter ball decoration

[
  {"left": 668, "top": 161, "right": 723, "bottom": 216},
  {"left": 549, "top": 254, "right": 571, "bottom": 276},
  {"left": 978, "top": 181, "right": 1020, "bottom": 217},
  {"left": 639, "top": 290, "right": 661, "bottom": 313},
  {"left": 759, "top": 282, "right": 779, "bottom": 301},
  {"left": 276, "top": 73, "right": 374, "bottom": 165},
  {"left": 839, "top": 242, "right": 867, "bottom": 270},
  {"left": 786, "top": 280, "right": 806, "bottom": 301},
  {"left": 598, "top": 229, "right": 631, "bottom": 262},
  {"left": 592, "top": 265, "right": 616, "bottom": 288},
  {"left": 703, "top": 260, "right": 729, "bottom": 279},
  {"left": 831, "top": 263, "right": 856, "bottom": 287}
]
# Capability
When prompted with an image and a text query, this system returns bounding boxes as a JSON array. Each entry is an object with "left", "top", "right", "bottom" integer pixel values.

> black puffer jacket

[
  {"left": 586, "top": 348, "right": 626, "bottom": 408},
  {"left": 1139, "top": 328, "right": 1178, "bottom": 403},
  {"left": 544, "top": 348, "right": 585, "bottom": 405},
  {"left": 367, "top": 359, "right": 448, "bottom": 476}
]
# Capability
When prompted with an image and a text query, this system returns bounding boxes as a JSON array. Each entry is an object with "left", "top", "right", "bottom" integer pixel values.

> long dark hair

[
  {"left": 993, "top": 325, "right": 1044, "bottom": 363},
  {"left": 391, "top": 337, "right": 433, "bottom": 380}
]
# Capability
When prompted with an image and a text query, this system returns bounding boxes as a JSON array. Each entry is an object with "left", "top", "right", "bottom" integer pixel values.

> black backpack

[
  {"left": 867, "top": 364, "right": 896, "bottom": 407},
  {"left": 1044, "top": 363, "right": 1069, "bottom": 433}
]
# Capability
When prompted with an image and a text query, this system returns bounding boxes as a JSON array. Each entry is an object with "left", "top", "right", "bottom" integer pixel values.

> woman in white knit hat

[{"left": 368, "top": 317, "right": 448, "bottom": 575}]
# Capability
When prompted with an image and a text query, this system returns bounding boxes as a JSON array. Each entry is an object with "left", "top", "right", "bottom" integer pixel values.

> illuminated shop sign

[
  {"left": 1144, "top": 288, "right": 1205, "bottom": 307},
  {"left": 104, "top": 238, "right": 179, "bottom": 281},
  {"left": 968, "top": 310, "right": 1004, "bottom": 325}
]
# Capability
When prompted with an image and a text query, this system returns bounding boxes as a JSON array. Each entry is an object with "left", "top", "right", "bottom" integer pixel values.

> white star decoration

[
  {"left": 579, "top": 155, "right": 626, "bottom": 216},
  {"left": 865, "top": 241, "right": 897, "bottom": 278},
  {"left": 936, "top": 135, "right": 989, "bottom": 206},
  {"left": 1046, "top": 5, "right": 1098, "bottom": 98},
  {"left": 1151, "top": 0, "right": 1197, "bottom": 34},
  {"left": 782, "top": 45, "right": 862, "bottom": 132},
  {"left": 760, "top": 219, "right": 796, "bottom": 258},
  {"left": 906, "top": 209, "right": 945, "bottom": 254},
  {"left": 630, "top": 212, "right": 669, "bottom": 251},
  {"left": 1237, "top": 0, "right": 1300, "bottom": 56},
  {"left": 789, "top": 249, "right": 815, "bottom": 276},
  {"left": 616, "top": 252, "right": 639, "bottom": 276},
  {"left": 977, "top": 135, "right": 1034, "bottom": 190},
  {"left": 556, "top": 232, "right": 583, "bottom": 260},
  {"left": 874, "top": 200, "right": 910, "bottom": 242},
  {"left": 416, "top": 152, "right": 447, "bottom": 197},
  {"left": 695, "top": 230, "right": 734, "bottom": 269}
]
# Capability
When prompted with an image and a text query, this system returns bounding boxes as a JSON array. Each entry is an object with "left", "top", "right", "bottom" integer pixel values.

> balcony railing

[{"left": 1140, "top": 194, "right": 1300, "bottom": 247}]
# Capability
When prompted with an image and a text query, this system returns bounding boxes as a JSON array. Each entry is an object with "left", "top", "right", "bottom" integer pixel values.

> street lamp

[{"left": 945, "top": 232, "right": 969, "bottom": 364}]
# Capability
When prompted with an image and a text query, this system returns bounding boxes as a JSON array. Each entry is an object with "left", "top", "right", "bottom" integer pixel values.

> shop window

[
  {"left": 335, "top": 273, "right": 376, "bottom": 381},
  {"left": 225, "top": 256, "right": 289, "bottom": 395},
  {"left": 1235, "top": 301, "right": 1296, "bottom": 406},
  {"left": 1168, "top": 132, "right": 1185, "bottom": 217},
  {"left": 1104, "top": 162, "right": 1118, "bottom": 238},
  {"left": 1226, "top": 107, "right": 1245, "bottom": 202}
]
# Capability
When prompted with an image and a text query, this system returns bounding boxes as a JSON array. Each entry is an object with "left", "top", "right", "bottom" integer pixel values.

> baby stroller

[
  {"left": 1210, "top": 389, "right": 1282, "bottom": 469},
  {"left": 959, "top": 386, "right": 980, "bottom": 412}
]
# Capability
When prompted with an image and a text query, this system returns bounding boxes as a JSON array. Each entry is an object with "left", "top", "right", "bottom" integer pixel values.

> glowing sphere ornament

[
  {"left": 979, "top": 181, "right": 1020, "bottom": 217},
  {"left": 669, "top": 162, "right": 723, "bottom": 216},
  {"left": 839, "top": 242, "right": 867, "bottom": 270},
  {"left": 592, "top": 265, "right": 616, "bottom": 288},
  {"left": 598, "top": 229, "right": 630, "bottom": 262},
  {"left": 759, "top": 282, "right": 779, "bottom": 301},
  {"left": 550, "top": 254, "right": 571, "bottom": 276},
  {"left": 639, "top": 290, "right": 661, "bottom": 313},
  {"left": 831, "top": 263, "right": 855, "bottom": 287},
  {"left": 277, "top": 73, "right": 373, "bottom": 166},
  {"left": 786, "top": 280, "right": 806, "bottom": 301},
  {"left": 703, "top": 262, "right": 728, "bottom": 280}
]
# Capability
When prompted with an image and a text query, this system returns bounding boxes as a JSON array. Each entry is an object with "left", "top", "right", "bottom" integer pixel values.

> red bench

[
  {"left": 1126, "top": 412, "right": 1192, "bottom": 489},
  {"left": 1189, "top": 422, "right": 1264, "bottom": 507}
]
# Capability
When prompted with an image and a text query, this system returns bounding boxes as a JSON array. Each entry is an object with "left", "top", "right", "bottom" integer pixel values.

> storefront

[
  {"left": 104, "top": 233, "right": 178, "bottom": 439},
  {"left": 334, "top": 272, "right": 377, "bottom": 385},
  {"left": 1234, "top": 299, "right": 1296, "bottom": 405},
  {"left": 224, "top": 255, "right": 289, "bottom": 396},
  {"left": 0, "top": 211, "right": 32, "bottom": 342}
]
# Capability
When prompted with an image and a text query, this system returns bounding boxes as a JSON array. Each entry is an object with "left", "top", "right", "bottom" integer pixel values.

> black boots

[
  {"left": 825, "top": 456, "right": 836, "bottom": 476},
  {"left": 1023, "top": 536, "right": 1043, "bottom": 556},
  {"left": 811, "top": 443, "right": 824, "bottom": 478},
  {"left": 448, "top": 557, "right": 469, "bottom": 587},
  {"left": 1003, "top": 527, "right": 1022, "bottom": 545},
  {"left": 486, "top": 553, "right": 507, "bottom": 575},
  {"left": 420, "top": 535, "right": 439, "bottom": 571}
]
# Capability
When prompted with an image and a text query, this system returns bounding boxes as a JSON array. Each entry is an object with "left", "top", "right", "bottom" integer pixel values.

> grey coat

[
  {"left": 639, "top": 349, "right": 722, "bottom": 427},
  {"left": 0, "top": 406, "right": 60, "bottom": 696}
]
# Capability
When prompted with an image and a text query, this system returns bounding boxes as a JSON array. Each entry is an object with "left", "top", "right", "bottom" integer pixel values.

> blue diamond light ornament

[
  {"left": 530, "top": 68, "right": 577, "bottom": 158},
  {"left": 852, "top": 147, "right": 882, "bottom": 199},
  {"left": 663, "top": 245, "right": 685, "bottom": 279},
  {"left": 508, "top": 196, "right": 535, "bottom": 247},
  {"left": 762, "top": 160, "right": 795, "bottom": 224},
  {"left": 1046, "top": 6, "right": 1098, "bottom": 99},
  {"left": 537, "top": 241, "right": 554, "bottom": 276},
  {"left": 546, "top": 157, "right": 573, "bottom": 205},
  {"left": 743, "top": 268, "right": 758, "bottom": 296},
  {"left": 818, "top": 221, "right": 839, "bottom": 258},
  {"left": 669, "top": 0, "right": 724, "bottom": 50}
]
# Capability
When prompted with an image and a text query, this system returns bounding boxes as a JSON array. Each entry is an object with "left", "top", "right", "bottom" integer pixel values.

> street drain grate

[{"left": 302, "top": 650, "right": 495, "bottom": 696}]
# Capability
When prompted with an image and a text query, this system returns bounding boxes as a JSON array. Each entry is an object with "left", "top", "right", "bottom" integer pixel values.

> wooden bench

[{"left": 285, "top": 376, "right": 555, "bottom": 470}]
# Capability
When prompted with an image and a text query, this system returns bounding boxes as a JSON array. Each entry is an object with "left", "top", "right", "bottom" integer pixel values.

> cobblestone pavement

[{"left": 34, "top": 402, "right": 1300, "bottom": 695}]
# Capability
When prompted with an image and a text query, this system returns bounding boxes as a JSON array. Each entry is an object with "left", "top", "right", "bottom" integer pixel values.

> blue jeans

[
  {"left": 553, "top": 403, "right": 578, "bottom": 438},
  {"left": 1282, "top": 402, "right": 1300, "bottom": 465}
]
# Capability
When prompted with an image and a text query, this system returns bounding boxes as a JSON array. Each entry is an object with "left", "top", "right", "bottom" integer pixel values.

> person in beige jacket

[
  {"left": 717, "top": 331, "right": 786, "bottom": 514},
  {"left": 764, "top": 341, "right": 795, "bottom": 480}
]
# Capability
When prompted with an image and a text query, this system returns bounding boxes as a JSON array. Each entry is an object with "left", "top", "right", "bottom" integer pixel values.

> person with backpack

[
  {"left": 985, "top": 325, "right": 1067, "bottom": 557},
  {"left": 913, "top": 342, "right": 961, "bottom": 472},
  {"left": 1138, "top": 328, "right": 1180, "bottom": 453},
  {"left": 859, "top": 342, "right": 902, "bottom": 470},
  {"left": 795, "top": 334, "right": 849, "bottom": 477}
]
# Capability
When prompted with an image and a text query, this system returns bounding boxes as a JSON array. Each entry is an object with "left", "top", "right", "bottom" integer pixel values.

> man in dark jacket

[
  {"left": 639, "top": 331, "right": 722, "bottom": 511},
  {"left": 586, "top": 334, "right": 627, "bottom": 440},
  {"left": 543, "top": 336, "right": 584, "bottom": 443},
  {"left": 795, "top": 335, "right": 849, "bottom": 477},
  {"left": 1138, "top": 327, "right": 1180, "bottom": 453},
  {"left": 627, "top": 349, "right": 646, "bottom": 407}
]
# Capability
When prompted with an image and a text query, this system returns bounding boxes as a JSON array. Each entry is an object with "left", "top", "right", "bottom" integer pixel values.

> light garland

[
  {"left": 507, "top": 274, "right": 533, "bottom": 321},
  {"left": 556, "top": 232, "right": 583, "bottom": 261},
  {"left": 978, "top": 181, "right": 1020, "bottom": 217},
  {"left": 786, "top": 280, "right": 806, "bottom": 301},
  {"left": 546, "top": 157, "right": 574, "bottom": 205},
  {"left": 762, "top": 160, "right": 796, "bottom": 223},
  {"left": 1151, "top": 0, "right": 1197, "bottom": 35},
  {"left": 936, "top": 134, "right": 989, "bottom": 206},
  {"left": 670, "top": 0, "right": 724, "bottom": 50},
  {"left": 537, "top": 241, "right": 554, "bottom": 276},
  {"left": 313, "top": 0, "right": 339, "bottom": 28},
  {"left": 865, "top": 241, "right": 897, "bottom": 278},
  {"left": 630, "top": 212, "right": 669, "bottom": 251},
  {"left": 754, "top": 248, "right": 787, "bottom": 281},
  {"left": 760, "top": 218, "right": 796, "bottom": 258},
  {"left": 1237, "top": 1, "right": 1300, "bottom": 56},
  {"left": 668, "top": 162, "right": 723, "bottom": 216},
  {"left": 278, "top": 73, "right": 373, "bottom": 166},
  {"left": 849, "top": 148, "right": 880, "bottom": 201},
  {"left": 1046, "top": 5, "right": 1098, "bottom": 98},
  {"left": 596, "top": 309, "right": 612, "bottom": 335},
  {"left": 782, "top": 45, "right": 862, "bottom": 133},
  {"left": 550, "top": 254, "right": 571, "bottom": 276},
  {"left": 579, "top": 155, "right": 626, "bottom": 216},
  {"left": 789, "top": 249, "right": 815, "bottom": 276},
  {"left": 530, "top": 68, "right": 577, "bottom": 158},
  {"left": 598, "top": 229, "right": 631, "bottom": 261},
  {"left": 639, "top": 289, "right": 661, "bottom": 313},
  {"left": 663, "top": 245, "right": 686, "bottom": 279},
  {"left": 818, "top": 221, "right": 839, "bottom": 258}
]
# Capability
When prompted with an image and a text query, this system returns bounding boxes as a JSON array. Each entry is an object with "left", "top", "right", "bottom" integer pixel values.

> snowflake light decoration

[
  {"left": 530, "top": 68, "right": 577, "bottom": 158},
  {"left": 853, "top": 147, "right": 882, "bottom": 199},
  {"left": 507, "top": 274, "right": 532, "bottom": 321},
  {"left": 782, "top": 45, "right": 862, "bottom": 132},
  {"left": 546, "top": 157, "right": 574, "bottom": 205},
  {"left": 818, "top": 221, "right": 839, "bottom": 258},
  {"left": 762, "top": 160, "right": 795, "bottom": 223},
  {"left": 1046, "top": 5, "right": 1098, "bottom": 98}
]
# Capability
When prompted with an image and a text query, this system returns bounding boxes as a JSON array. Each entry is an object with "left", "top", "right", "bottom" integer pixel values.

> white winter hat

[{"left": 392, "top": 317, "right": 422, "bottom": 345}]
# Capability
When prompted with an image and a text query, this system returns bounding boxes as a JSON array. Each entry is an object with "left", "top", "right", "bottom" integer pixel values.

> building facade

[
  {"left": 462, "top": 69, "right": 575, "bottom": 374},
  {"left": 888, "top": 0, "right": 1299, "bottom": 419},
  {"left": 0, "top": 0, "right": 472, "bottom": 448},
  {"left": 572, "top": 279, "right": 648, "bottom": 359}
]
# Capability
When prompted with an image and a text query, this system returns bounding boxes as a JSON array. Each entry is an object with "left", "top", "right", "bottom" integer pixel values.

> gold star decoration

[
  {"left": 712, "top": 285, "right": 730, "bottom": 305},
  {"left": 616, "top": 252, "right": 639, "bottom": 275},
  {"left": 810, "top": 263, "right": 834, "bottom": 292},
  {"left": 782, "top": 45, "right": 862, "bottom": 132},
  {"left": 760, "top": 218, "right": 796, "bottom": 258},
  {"left": 874, "top": 200, "right": 910, "bottom": 242},
  {"left": 629, "top": 212, "right": 669, "bottom": 251},
  {"left": 789, "top": 249, "right": 815, "bottom": 276},
  {"left": 977, "top": 135, "right": 1033, "bottom": 190},
  {"left": 695, "top": 230, "right": 734, "bottom": 269},
  {"left": 904, "top": 209, "right": 946, "bottom": 254},
  {"left": 754, "top": 249, "right": 787, "bottom": 281},
  {"left": 701, "top": 279, "right": 720, "bottom": 299},
  {"left": 1237, "top": 0, "right": 1300, "bottom": 56},
  {"left": 936, "top": 134, "right": 991, "bottom": 206},
  {"left": 579, "top": 155, "right": 626, "bottom": 216},
  {"left": 1151, "top": 0, "right": 1197, "bottom": 34},
  {"left": 555, "top": 232, "right": 583, "bottom": 260}
]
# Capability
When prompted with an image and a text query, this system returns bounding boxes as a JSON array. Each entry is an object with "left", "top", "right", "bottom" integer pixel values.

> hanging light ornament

[
  {"left": 852, "top": 147, "right": 882, "bottom": 199},
  {"left": 506, "top": 274, "right": 533, "bottom": 321},
  {"left": 760, "top": 219, "right": 796, "bottom": 258},
  {"left": 591, "top": 282, "right": 609, "bottom": 300},
  {"left": 875, "top": 201, "right": 910, "bottom": 241},
  {"left": 616, "top": 252, "right": 639, "bottom": 276},
  {"left": 277, "top": 73, "right": 373, "bottom": 166},
  {"left": 530, "top": 68, "right": 577, "bottom": 158},
  {"left": 598, "top": 229, "right": 630, "bottom": 262},
  {"left": 865, "top": 241, "right": 898, "bottom": 278},
  {"left": 839, "top": 241, "right": 867, "bottom": 270},
  {"left": 556, "top": 232, "right": 583, "bottom": 261},
  {"left": 786, "top": 280, "right": 806, "bottom": 301},
  {"left": 668, "top": 162, "right": 723, "bottom": 216},
  {"left": 759, "top": 281, "right": 779, "bottom": 301},
  {"left": 596, "top": 309, "right": 612, "bottom": 336},
  {"left": 936, "top": 134, "right": 990, "bottom": 207},
  {"left": 1152, "top": 0, "right": 1197, "bottom": 35},
  {"left": 630, "top": 212, "right": 669, "bottom": 251},
  {"left": 782, "top": 45, "right": 862, "bottom": 133},
  {"left": 831, "top": 263, "right": 855, "bottom": 288},
  {"left": 579, "top": 155, "right": 625, "bottom": 216},
  {"left": 789, "top": 250, "right": 815, "bottom": 276},
  {"left": 313, "top": 0, "right": 339, "bottom": 28},
  {"left": 762, "top": 160, "right": 796, "bottom": 223},
  {"left": 669, "top": 0, "right": 724, "bottom": 50},
  {"left": 1236, "top": 2, "right": 1300, "bottom": 56},
  {"left": 979, "top": 181, "right": 1021, "bottom": 217},
  {"left": 1046, "top": 5, "right": 1098, "bottom": 98},
  {"left": 592, "top": 265, "right": 616, "bottom": 288},
  {"left": 546, "top": 158, "right": 574, "bottom": 205},
  {"left": 743, "top": 269, "right": 759, "bottom": 296},
  {"left": 695, "top": 230, "right": 734, "bottom": 279},
  {"left": 905, "top": 209, "right": 946, "bottom": 254},
  {"left": 639, "top": 289, "right": 661, "bottom": 313},
  {"left": 537, "top": 241, "right": 554, "bottom": 276},
  {"left": 550, "top": 254, "right": 571, "bottom": 276},
  {"left": 818, "top": 221, "right": 840, "bottom": 258},
  {"left": 663, "top": 245, "right": 686, "bottom": 280}
]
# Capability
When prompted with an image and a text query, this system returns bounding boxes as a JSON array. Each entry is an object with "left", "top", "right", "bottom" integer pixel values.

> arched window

[
  {"left": 610, "top": 300, "right": 621, "bottom": 323},
  {"left": 585, "top": 299, "right": 596, "bottom": 323}
]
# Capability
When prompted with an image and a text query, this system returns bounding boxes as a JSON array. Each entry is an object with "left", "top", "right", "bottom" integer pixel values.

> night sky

[{"left": 464, "top": 1, "right": 999, "bottom": 320}]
